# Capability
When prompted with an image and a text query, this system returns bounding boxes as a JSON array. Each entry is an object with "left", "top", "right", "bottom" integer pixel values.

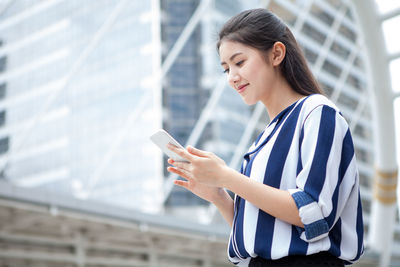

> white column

[{"left": 350, "top": 1, "right": 398, "bottom": 267}]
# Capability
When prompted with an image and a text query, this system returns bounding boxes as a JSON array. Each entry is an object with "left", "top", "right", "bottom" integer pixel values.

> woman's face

[{"left": 219, "top": 40, "right": 275, "bottom": 106}]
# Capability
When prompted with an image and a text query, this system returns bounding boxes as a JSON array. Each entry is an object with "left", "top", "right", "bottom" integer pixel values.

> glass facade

[
  {"left": 162, "top": 0, "right": 257, "bottom": 207},
  {"left": 0, "top": 0, "right": 163, "bottom": 213}
]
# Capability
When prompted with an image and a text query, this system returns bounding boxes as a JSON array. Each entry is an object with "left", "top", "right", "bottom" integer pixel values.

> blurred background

[{"left": 0, "top": 0, "right": 399, "bottom": 266}]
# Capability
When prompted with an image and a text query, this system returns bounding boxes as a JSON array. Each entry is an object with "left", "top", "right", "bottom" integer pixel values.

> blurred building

[
  {"left": 0, "top": 0, "right": 164, "bottom": 213},
  {"left": 162, "top": 0, "right": 254, "bottom": 208}
]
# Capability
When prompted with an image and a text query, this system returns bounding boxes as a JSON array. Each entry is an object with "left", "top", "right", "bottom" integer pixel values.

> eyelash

[{"left": 223, "top": 60, "right": 244, "bottom": 74}]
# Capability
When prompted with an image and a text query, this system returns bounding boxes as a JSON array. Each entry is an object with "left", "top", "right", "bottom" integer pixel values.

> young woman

[{"left": 167, "top": 8, "right": 364, "bottom": 267}]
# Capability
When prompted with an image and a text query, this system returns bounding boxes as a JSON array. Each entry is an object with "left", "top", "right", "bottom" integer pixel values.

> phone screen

[{"left": 150, "top": 130, "right": 189, "bottom": 162}]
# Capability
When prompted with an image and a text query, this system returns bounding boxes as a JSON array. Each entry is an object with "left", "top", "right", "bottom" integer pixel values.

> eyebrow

[{"left": 220, "top": 52, "right": 243, "bottom": 65}]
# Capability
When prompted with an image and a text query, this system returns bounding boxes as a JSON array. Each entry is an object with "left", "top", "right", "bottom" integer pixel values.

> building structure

[{"left": 0, "top": 0, "right": 163, "bottom": 213}]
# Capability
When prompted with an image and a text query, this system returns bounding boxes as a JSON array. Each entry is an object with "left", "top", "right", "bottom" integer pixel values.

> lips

[{"left": 237, "top": 83, "right": 249, "bottom": 93}]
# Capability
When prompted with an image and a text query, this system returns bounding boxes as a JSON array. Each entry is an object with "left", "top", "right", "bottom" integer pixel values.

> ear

[{"left": 270, "top": 41, "right": 286, "bottom": 66}]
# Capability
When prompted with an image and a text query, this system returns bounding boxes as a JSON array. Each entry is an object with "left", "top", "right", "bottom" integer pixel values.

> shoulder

[
  {"left": 301, "top": 94, "right": 340, "bottom": 114},
  {"left": 300, "top": 94, "right": 349, "bottom": 131}
]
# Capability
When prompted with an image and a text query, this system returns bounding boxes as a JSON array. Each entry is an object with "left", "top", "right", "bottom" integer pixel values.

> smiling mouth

[{"left": 237, "top": 83, "right": 249, "bottom": 93}]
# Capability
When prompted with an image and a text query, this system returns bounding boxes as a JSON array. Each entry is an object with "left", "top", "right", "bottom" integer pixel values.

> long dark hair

[{"left": 217, "top": 8, "right": 323, "bottom": 96}]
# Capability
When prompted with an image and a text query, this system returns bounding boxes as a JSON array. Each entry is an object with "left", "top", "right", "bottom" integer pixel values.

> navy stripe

[
  {"left": 328, "top": 218, "right": 342, "bottom": 257},
  {"left": 263, "top": 101, "right": 304, "bottom": 187},
  {"left": 297, "top": 126, "right": 304, "bottom": 175},
  {"left": 229, "top": 196, "right": 241, "bottom": 258},
  {"left": 338, "top": 130, "right": 354, "bottom": 185},
  {"left": 255, "top": 100, "right": 304, "bottom": 259},
  {"left": 326, "top": 183, "right": 340, "bottom": 227},
  {"left": 230, "top": 162, "right": 245, "bottom": 259},
  {"left": 304, "top": 106, "right": 336, "bottom": 202},
  {"left": 289, "top": 225, "right": 308, "bottom": 255},
  {"left": 235, "top": 197, "right": 250, "bottom": 258},
  {"left": 254, "top": 211, "right": 275, "bottom": 259},
  {"left": 352, "top": 193, "right": 364, "bottom": 262},
  {"left": 327, "top": 129, "right": 353, "bottom": 226},
  {"left": 229, "top": 237, "right": 236, "bottom": 258}
]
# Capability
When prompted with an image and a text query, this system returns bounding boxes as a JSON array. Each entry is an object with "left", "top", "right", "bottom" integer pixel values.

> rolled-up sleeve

[
  {"left": 289, "top": 104, "right": 349, "bottom": 242},
  {"left": 289, "top": 188, "right": 329, "bottom": 241}
]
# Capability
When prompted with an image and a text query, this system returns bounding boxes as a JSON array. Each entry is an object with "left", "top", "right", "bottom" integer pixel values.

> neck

[{"left": 261, "top": 77, "right": 305, "bottom": 121}]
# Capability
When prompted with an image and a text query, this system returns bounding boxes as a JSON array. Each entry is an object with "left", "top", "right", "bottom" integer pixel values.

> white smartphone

[{"left": 150, "top": 129, "right": 189, "bottom": 162}]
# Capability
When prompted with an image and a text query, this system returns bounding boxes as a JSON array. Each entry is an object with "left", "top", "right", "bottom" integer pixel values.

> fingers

[
  {"left": 167, "top": 166, "right": 192, "bottom": 181},
  {"left": 187, "top": 145, "right": 210, "bottom": 157},
  {"left": 167, "top": 144, "right": 194, "bottom": 162},
  {"left": 168, "top": 158, "right": 191, "bottom": 171},
  {"left": 174, "top": 179, "right": 189, "bottom": 189}
]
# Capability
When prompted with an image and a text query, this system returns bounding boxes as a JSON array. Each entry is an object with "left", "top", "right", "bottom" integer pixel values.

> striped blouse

[{"left": 228, "top": 94, "right": 364, "bottom": 266}]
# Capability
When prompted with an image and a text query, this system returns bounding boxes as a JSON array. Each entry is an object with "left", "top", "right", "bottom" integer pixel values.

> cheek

[
  {"left": 243, "top": 67, "right": 259, "bottom": 85},
  {"left": 242, "top": 60, "right": 260, "bottom": 80}
]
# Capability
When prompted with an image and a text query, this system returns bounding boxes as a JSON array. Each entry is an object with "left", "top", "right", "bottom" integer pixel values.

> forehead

[{"left": 219, "top": 41, "right": 257, "bottom": 62}]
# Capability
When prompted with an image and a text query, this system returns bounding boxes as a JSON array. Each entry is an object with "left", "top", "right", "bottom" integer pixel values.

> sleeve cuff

[{"left": 289, "top": 189, "right": 329, "bottom": 242}]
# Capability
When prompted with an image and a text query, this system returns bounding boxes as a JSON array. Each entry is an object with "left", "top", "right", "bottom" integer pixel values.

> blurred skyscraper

[
  {"left": 0, "top": 0, "right": 256, "bottom": 215},
  {"left": 0, "top": 0, "right": 164, "bottom": 213},
  {"left": 161, "top": 0, "right": 255, "bottom": 208}
]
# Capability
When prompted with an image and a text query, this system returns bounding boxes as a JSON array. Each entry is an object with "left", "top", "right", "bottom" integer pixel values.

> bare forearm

[
  {"left": 212, "top": 189, "right": 234, "bottom": 227},
  {"left": 222, "top": 167, "right": 303, "bottom": 227}
]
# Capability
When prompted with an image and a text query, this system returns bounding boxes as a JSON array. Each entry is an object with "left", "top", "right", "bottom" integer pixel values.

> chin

[{"left": 242, "top": 97, "right": 258, "bottom": 106}]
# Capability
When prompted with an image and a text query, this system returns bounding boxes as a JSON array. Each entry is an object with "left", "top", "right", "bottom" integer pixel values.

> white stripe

[
  {"left": 296, "top": 106, "right": 323, "bottom": 189},
  {"left": 317, "top": 112, "right": 345, "bottom": 217},
  {"left": 271, "top": 220, "right": 292, "bottom": 259},
  {"left": 337, "top": 156, "right": 357, "bottom": 221},
  {"left": 340, "top": 169, "right": 360, "bottom": 260},
  {"left": 243, "top": 199, "right": 259, "bottom": 257},
  {"left": 271, "top": 129, "right": 299, "bottom": 259}
]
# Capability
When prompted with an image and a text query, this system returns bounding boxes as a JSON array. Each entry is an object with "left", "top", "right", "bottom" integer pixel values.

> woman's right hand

[
  {"left": 167, "top": 159, "right": 226, "bottom": 204},
  {"left": 167, "top": 158, "right": 235, "bottom": 226}
]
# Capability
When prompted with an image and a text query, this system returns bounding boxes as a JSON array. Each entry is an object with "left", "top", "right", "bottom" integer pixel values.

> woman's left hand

[{"left": 167, "top": 144, "right": 229, "bottom": 188}]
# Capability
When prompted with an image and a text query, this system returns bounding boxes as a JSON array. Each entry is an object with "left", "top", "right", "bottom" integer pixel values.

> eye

[
  {"left": 223, "top": 68, "right": 229, "bottom": 74},
  {"left": 236, "top": 60, "right": 244, "bottom": 66}
]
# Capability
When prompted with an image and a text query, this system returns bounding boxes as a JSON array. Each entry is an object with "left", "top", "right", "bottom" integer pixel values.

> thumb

[{"left": 187, "top": 146, "right": 209, "bottom": 157}]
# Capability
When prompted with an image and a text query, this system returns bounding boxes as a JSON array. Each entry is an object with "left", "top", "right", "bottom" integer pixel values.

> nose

[{"left": 227, "top": 69, "right": 240, "bottom": 87}]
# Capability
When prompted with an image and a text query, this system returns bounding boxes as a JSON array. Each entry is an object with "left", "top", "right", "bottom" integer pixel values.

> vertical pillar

[
  {"left": 75, "top": 232, "right": 86, "bottom": 267},
  {"left": 350, "top": 0, "right": 398, "bottom": 266},
  {"left": 371, "top": 169, "right": 398, "bottom": 266}
]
